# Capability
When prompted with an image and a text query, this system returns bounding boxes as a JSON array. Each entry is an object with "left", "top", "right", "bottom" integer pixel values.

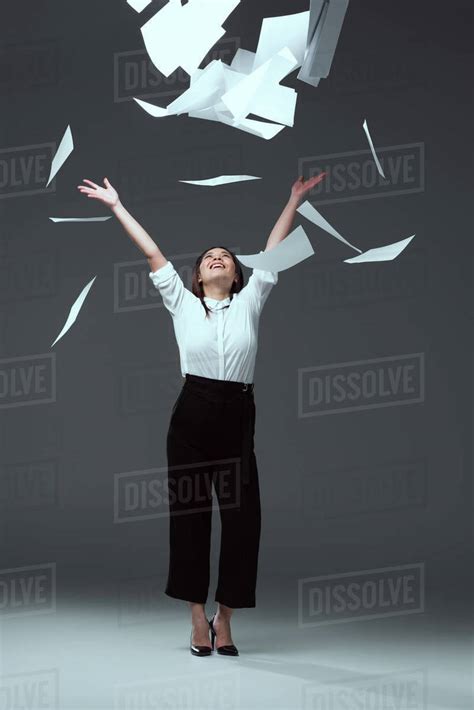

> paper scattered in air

[
  {"left": 49, "top": 217, "right": 112, "bottom": 222},
  {"left": 50, "top": 276, "right": 97, "bottom": 348},
  {"left": 127, "top": 0, "right": 152, "bottom": 12},
  {"left": 179, "top": 175, "right": 262, "bottom": 187},
  {"left": 133, "top": 1, "right": 349, "bottom": 138},
  {"left": 254, "top": 10, "right": 309, "bottom": 69},
  {"left": 221, "top": 47, "right": 299, "bottom": 126},
  {"left": 236, "top": 225, "right": 314, "bottom": 272},
  {"left": 141, "top": 0, "right": 240, "bottom": 78},
  {"left": 297, "top": 200, "right": 362, "bottom": 253},
  {"left": 344, "top": 236, "right": 415, "bottom": 263},
  {"left": 134, "top": 59, "right": 225, "bottom": 117},
  {"left": 298, "top": 0, "right": 350, "bottom": 87},
  {"left": 363, "top": 119, "right": 386, "bottom": 179},
  {"left": 46, "top": 125, "right": 74, "bottom": 187}
]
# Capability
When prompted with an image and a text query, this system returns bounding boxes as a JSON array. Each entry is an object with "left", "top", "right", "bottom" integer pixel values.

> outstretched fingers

[{"left": 82, "top": 179, "right": 100, "bottom": 189}]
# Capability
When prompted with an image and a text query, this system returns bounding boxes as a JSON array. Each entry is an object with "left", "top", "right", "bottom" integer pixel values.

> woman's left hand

[{"left": 290, "top": 172, "right": 327, "bottom": 204}]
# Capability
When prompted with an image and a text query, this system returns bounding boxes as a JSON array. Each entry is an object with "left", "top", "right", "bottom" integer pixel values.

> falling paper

[
  {"left": 188, "top": 106, "right": 286, "bottom": 140},
  {"left": 254, "top": 11, "right": 310, "bottom": 69},
  {"left": 50, "top": 276, "right": 97, "bottom": 348},
  {"left": 46, "top": 125, "right": 74, "bottom": 187},
  {"left": 49, "top": 217, "right": 112, "bottom": 222},
  {"left": 179, "top": 175, "right": 262, "bottom": 186},
  {"left": 134, "top": 59, "right": 226, "bottom": 118},
  {"left": 127, "top": 0, "right": 152, "bottom": 12},
  {"left": 344, "top": 236, "right": 415, "bottom": 263},
  {"left": 363, "top": 119, "right": 386, "bottom": 179},
  {"left": 230, "top": 48, "right": 256, "bottom": 74},
  {"left": 221, "top": 48, "right": 297, "bottom": 122},
  {"left": 236, "top": 225, "right": 314, "bottom": 272},
  {"left": 141, "top": 0, "right": 240, "bottom": 78},
  {"left": 298, "top": 0, "right": 350, "bottom": 87},
  {"left": 297, "top": 200, "right": 362, "bottom": 253},
  {"left": 221, "top": 48, "right": 299, "bottom": 126}
]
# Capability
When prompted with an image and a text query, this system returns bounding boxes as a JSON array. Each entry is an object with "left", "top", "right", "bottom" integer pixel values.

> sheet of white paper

[
  {"left": 187, "top": 106, "right": 286, "bottom": 140},
  {"left": 49, "top": 217, "right": 112, "bottom": 222},
  {"left": 236, "top": 225, "right": 314, "bottom": 272},
  {"left": 309, "top": 0, "right": 349, "bottom": 79},
  {"left": 46, "top": 125, "right": 74, "bottom": 187},
  {"left": 344, "top": 235, "right": 415, "bottom": 263},
  {"left": 254, "top": 11, "right": 310, "bottom": 70},
  {"left": 230, "top": 48, "right": 256, "bottom": 74},
  {"left": 250, "top": 83, "right": 297, "bottom": 127},
  {"left": 221, "top": 48, "right": 298, "bottom": 123},
  {"left": 167, "top": 60, "right": 225, "bottom": 113},
  {"left": 306, "top": 0, "right": 326, "bottom": 46},
  {"left": 141, "top": 0, "right": 239, "bottom": 78},
  {"left": 217, "top": 111, "right": 287, "bottom": 140},
  {"left": 363, "top": 119, "right": 386, "bottom": 179},
  {"left": 297, "top": 200, "right": 362, "bottom": 253},
  {"left": 179, "top": 175, "right": 262, "bottom": 186},
  {"left": 134, "top": 60, "right": 225, "bottom": 117},
  {"left": 127, "top": 0, "right": 152, "bottom": 12},
  {"left": 50, "top": 276, "right": 97, "bottom": 348},
  {"left": 298, "top": 0, "right": 349, "bottom": 86},
  {"left": 297, "top": 0, "right": 328, "bottom": 86}
]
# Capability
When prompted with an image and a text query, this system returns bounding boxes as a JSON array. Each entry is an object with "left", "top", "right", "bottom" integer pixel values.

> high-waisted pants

[{"left": 165, "top": 373, "right": 261, "bottom": 608}]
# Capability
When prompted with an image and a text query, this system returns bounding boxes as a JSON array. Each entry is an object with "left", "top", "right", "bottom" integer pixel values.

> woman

[{"left": 77, "top": 173, "right": 322, "bottom": 655}]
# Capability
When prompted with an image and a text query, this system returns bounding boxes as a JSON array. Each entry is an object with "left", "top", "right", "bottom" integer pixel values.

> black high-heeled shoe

[
  {"left": 208, "top": 614, "right": 239, "bottom": 656},
  {"left": 189, "top": 627, "right": 212, "bottom": 656}
]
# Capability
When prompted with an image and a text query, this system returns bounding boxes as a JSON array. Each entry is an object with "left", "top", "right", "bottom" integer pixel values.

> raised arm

[
  {"left": 77, "top": 177, "right": 167, "bottom": 272},
  {"left": 264, "top": 173, "right": 327, "bottom": 251}
]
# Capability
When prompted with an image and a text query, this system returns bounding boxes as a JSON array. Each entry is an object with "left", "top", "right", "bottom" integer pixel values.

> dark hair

[{"left": 191, "top": 246, "right": 245, "bottom": 318}]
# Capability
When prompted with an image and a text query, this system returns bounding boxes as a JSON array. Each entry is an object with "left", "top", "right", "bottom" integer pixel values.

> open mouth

[{"left": 211, "top": 263, "right": 224, "bottom": 269}]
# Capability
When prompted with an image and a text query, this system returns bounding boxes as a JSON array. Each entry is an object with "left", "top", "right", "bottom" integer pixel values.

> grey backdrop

[{"left": 0, "top": 0, "right": 472, "bottom": 614}]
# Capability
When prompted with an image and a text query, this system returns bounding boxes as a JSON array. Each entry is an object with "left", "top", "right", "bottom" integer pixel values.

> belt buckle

[{"left": 242, "top": 383, "right": 249, "bottom": 391}]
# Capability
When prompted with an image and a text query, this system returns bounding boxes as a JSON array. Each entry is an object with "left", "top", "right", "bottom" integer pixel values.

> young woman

[{"left": 77, "top": 173, "right": 321, "bottom": 656}]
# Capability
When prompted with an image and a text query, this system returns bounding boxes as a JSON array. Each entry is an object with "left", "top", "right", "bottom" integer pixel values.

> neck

[{"left": 203, "top": 286, "right": 231, "bottom": 301}]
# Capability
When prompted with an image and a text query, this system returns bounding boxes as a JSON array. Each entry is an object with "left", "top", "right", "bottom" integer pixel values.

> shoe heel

[{"left": 208, "top": 615, "right": 216, "bottom": 650}]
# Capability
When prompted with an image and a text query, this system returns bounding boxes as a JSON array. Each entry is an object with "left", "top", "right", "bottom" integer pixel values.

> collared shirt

[{"left": 148, "top": 256, "right": 278, "bottom": 383}]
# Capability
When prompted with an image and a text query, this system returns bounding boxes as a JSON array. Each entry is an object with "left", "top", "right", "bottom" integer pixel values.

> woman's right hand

[{"left": 77, "top": 177, "right": 120, "bottom": 209}]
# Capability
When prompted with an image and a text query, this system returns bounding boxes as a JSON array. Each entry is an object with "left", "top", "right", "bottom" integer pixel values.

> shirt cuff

[{"left": 149, "top": 260, "right": 175, "bottom": 287}]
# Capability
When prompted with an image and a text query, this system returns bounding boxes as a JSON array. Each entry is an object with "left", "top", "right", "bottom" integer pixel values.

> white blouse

[{"left": 148, "top": 257, "right": 278, "bottom": 383}]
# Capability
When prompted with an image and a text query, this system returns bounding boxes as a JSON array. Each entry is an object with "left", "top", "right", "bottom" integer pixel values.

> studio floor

[{"left": 0, "top": 585, "right": 471, "bottom": 710}]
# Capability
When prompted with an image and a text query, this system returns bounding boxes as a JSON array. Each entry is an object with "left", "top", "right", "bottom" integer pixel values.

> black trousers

[{"left": 165, "top": 373, "right": 261, "bottom": 608}]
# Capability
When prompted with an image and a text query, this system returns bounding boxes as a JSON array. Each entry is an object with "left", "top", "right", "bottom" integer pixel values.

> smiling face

[{"left": 197, "top": 248, "right": 238, "bottom": 292}]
